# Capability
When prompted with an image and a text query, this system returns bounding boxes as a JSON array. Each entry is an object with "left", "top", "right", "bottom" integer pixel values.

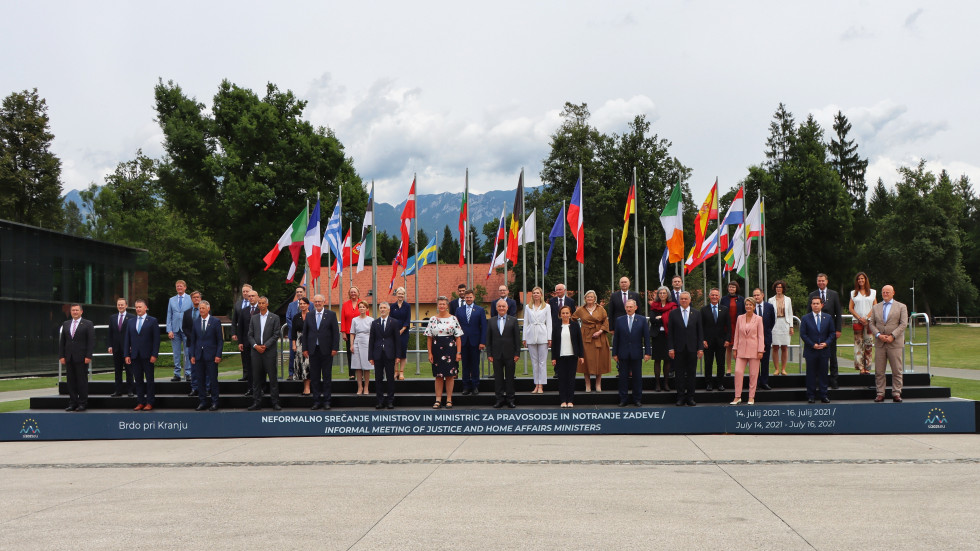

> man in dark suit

[
  {"left": 124, "top": 299, "right": 160, "bottom": 411},
  {"left": 106, "top": 297, "right": 135, "bottom": 397},
  {"left": 369, "top": 302, "right": 402, "bottom": 409},
  {"left": 489, "top": 284, "right": 521, "bottom": 318},
  {"left": 668, "top": 291, "right": 704, "bottom": 406},
  {"left": 751, "top": 288, "right": 776, "bottom": 391},
  {"left": 181, "top": 291, "right": 203, "bottom": 397},
  {"left": 667, "top": 275, "right": 685, "bottom": 305},
  {"left": 448, "top": 283, "right": 467, "bottom": 316},
  {"left": 548, "top": 283, "right": 576, "bottom": 328},
  {"left": 807, "top": 273, "right": 843, "bottom": 389},
  {"left": 59, "top": 303, "right": 95, "bottom": 412},
  {"left": 456, "top": 289, "right": 487, "bottom": 396},
  {"left": 247, "top": 296, "right": 282, "bottom": 411},
  {"left": 700, "top": 288, "right": 729, "bottom": 392},
  {"left": 607, "top": 276, "right": 641, "bottom": 332},
  {"left": 801, "top": 295, "right": 836, "bottom": 403},
  {"left": 237, "top": 290, "right": 258, "bottom": 395},
  {"left": 486, "top": 299, "right": 521, "bottom": 408},
  {"left": 611, "top": 299, "right": 651, "bottom": 407},
  {"left": 231, "top": 283, "right": 252, "bottom": 382},
  {"left": 303, "top": 294, "right": 340, "bottom": 410},
  {"left": 189, "top": 300, "right": 223, "bottom": 411}
]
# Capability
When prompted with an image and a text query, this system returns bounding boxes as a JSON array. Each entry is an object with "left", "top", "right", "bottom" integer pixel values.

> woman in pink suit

[{"left": 730, "top": 297, "right": 765, "bottom": 405}]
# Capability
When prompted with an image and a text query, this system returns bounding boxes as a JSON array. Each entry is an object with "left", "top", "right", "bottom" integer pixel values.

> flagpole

[
  {"left": 562, "top": 200, "right": 567, "bottom": 294},
  {"left": 633, "top": 167, "right": 640, "bottom": 293},
  {"left": 435, "top": 241, "right": 440, "bottom": 304},
  {"left": 577, "top": 164, "right": 584, "bottom": 303},
  {"left": 347, "top": 222, "right": 353, "bottom": 292},
  {"left": 716, "top": 177, "right": 723, "bottom": 293},
  {"left": 465, "top": 168, "right": 472, "bottom": 290},
  {"left": 520, "top": 167, "right": 527, "bottom": 313},
  {"left": 304, "top": 196, "right": 311, "bottom": 295},
  {"left": 609, "top": 228, "right": 614, "bottom": 294},
  {"left": 643, "top": 226, "right": 649, "bottom": 317},
  {"left": 412, "top": 174, "right": 420, "bottom": 377},
  {"left": 761, "top": 195, "right": 768, "bottom": 296},
  {"left": 536, "top": 231, "right": 541, "bottom": 290},
  {"left": 371, "top": 181, "right": 378, "bottom": 315}
]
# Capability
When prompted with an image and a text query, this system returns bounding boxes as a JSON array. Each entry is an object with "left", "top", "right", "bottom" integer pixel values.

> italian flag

[
  {"left": 660, "top": 183, "right": 684, "bottom": 263},
  {"left": 262, "top": 207, "right": 308, "bottom": 282}
]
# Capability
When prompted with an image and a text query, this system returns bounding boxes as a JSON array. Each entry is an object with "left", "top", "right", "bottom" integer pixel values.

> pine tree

[{"left": 828, "top": 111, "right": 869, "bottom": 212}]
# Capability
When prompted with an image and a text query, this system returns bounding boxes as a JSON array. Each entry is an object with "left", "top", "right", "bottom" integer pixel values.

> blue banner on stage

[{"left": 2, "top": 401, "right": 975, "bottom": 441}]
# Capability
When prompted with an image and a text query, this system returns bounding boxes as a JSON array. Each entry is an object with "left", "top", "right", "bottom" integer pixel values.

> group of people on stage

[{"left": 59, "top": 270, "right": 909, "bottom": 412}]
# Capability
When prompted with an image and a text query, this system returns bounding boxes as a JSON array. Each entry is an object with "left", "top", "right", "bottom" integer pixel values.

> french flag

[
  {"left": 303, "top": 200, "right": 321, "bottom": 280},
  {"left": 566, "top": 176, "right": 584, "bottom": 263}
]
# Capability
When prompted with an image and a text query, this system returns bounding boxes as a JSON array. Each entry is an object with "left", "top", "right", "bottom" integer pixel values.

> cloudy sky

[{"left": 4, "top": 1, "right": 977, "bottom": 204}]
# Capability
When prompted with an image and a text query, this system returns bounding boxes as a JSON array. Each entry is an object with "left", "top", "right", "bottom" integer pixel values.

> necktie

[
  {"left": 683, "top": 309, "right": 689, "bottom": 327},
  {"left": 381, "top": 318, "right": 386, "bottom": 333},
  {"left": 118, "top": 314, "right": 124, "bottom": 330},
  {"left": 466, "top": 305, "right": 472, "bottom": 322},
  {"left": 883, "top": 301, "right": 891, "bottom": 321},
  {"left": 628, "top": 316, "right": 633, "bottom": 332},
  {"left": 623, "top": 292, "right": 627, "bottom": 305},
  {"left": 250, "top": 305, "right": 256, "bottom": 316},
  {"left": 70, "top": 319, "right": 78, "bottom": 337},
  {"left": 816, "top": 314, "right": 821, "bottom": 331},
  {"left": 316, "top": 311, "right": 322, "bottom": 329},
  {"left": 712, "top": 305, "right": 718, "bottom": 322},
  {"left": 178, "top": 295, "right": 183, "bottom": 310},
  {"left": 821, "top": 290, "right": 826, "bottom": 303},
  {"left": 202, "top": 318, "right": 207, "bottom": 333},
  {"left": 137, "top": 316, "right": 143, "bottom": 333},
  {"left": 498, "top": 317, "right": 505, "bottom": 335}
]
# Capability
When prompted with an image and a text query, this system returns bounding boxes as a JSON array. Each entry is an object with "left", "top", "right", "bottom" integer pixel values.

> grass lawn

[
  {"left": 931, "top": 376, "right": 980, "bottom": 401},
  {"left": 0, "top": 400, "right": 30, "bottom": 413},
  {"left": 833, "top": 324, "right": 980, "bottom": 370}
]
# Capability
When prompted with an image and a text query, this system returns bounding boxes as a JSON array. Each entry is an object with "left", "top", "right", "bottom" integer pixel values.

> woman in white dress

[
  {"left": 768, "top": 280, "right": 793, "bottom": 376},
  {"left": 848, "top": 272, "right": 877, "bottom": 374},
  {"left": 349, "top": 301, "right": 374, "bottom": 394},
  {"left": 522, "top": 287, "right": 553, "bottom": 394}
]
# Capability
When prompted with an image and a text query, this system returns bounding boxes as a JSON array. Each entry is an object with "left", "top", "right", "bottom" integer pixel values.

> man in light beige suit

[{"left": 868, "top": 285, "right": 908, "bottom": 403}]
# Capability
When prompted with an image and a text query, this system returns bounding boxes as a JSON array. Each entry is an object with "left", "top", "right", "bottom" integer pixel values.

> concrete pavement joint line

[
  {"left": 345, "top": 436, "right": 470, "bottom": 551},
  {"left": 898, "top": 434, "right": 967, "bottom": 457},
  {"left": 2, "top": 458, "right": 979, "bottom": 469}
]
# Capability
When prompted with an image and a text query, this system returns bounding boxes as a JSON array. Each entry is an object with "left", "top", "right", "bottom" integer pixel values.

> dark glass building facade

[{"left": 0, "top": 219, "right": 148, "bottom": 376}]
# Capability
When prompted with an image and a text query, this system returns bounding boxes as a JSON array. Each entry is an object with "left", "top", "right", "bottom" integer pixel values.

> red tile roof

[{"left": 314, "top": 263, "right": 515, "bottom": 305}]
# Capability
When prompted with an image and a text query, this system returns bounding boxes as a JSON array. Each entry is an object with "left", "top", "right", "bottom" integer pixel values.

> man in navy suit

[
  {"left": 188, "top": 300, "right": 224, "bottom": 411},
  {"left": 751, "top": 288, "right": 777, "bottom": 391},
  {"left": 486, "top": 299, "right": 521, "bottom": 408},
  {"left": 107, "top": 297, "right": 135, "bottom": 397},
  {"left": 608, "top": 276, "right": 642, "bottom": 332},
  {"left": 59, "top": 303, "right": 95, "bottom": 411},
  {"left": 448, "top": 283, "right": 467, "bottom": 316},
  {"left": 611, "top": 299, "right": 651, "bottom": 407},
  {"left": 800, "top": 295, "right": 836, "bottom": 404},
  {"left": 124, "top": 299, "right": 161, "bottom": 411},
  {"left": 548, "top": 283, "right": 576, "bottom": 328},
  {"left": 807, "top": 273, "right": 843, "bottom": 389},
  {"left": 667, "top": 275, "right": 685, "bottom": 305},
  {"left": 303, "top": 294, "right": 340, "bottom": 410},
  {"left": 668, "top": 291, "right": 704, "bottom": 406},
  {"left": 456, "top": 289, "right": 487, "bottom": 396},
  {"left": 181, "top": 291, "right": 204, "bottom": 397},
  {"left": 369, "top": 302, "right": 402, "bottom": 409},
  {"left": 489, "top": 284, "right": 521, "bottom": 318},
  {"left": 700, "top": 288, "right": 729, "bottom": 392}
]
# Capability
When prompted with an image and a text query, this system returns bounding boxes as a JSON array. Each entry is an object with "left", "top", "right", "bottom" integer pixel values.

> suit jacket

[
  {"left": 731, "top": 314, "right": 765, "bottom": 359},
  {"left": 758, "top": 300, "right": 776, "bottom": 349},
  {"left": 550, "top": 322, "right": 584, "bottom": 359},
  {"left": 237, "top": 302, "right": 258, "bottom": 342},
  {"left": 700, "top": 303, "right": 730, "bottom": 348},
  {"left": 607, "top": 290, "right": 642, "bottom": 329},
  {"left": 800, "top": 312, "right": 836, "bottom": 359},
  {"left": 611, "top": 314, "right": 652, "bottom": 360},
  {"left": 723, "top": 294, "right": 746, "bottom": 317},
  {"left": 232, "top": 296, "right": 249, "bottom": 331},
  {"left": 667, "top": 307, "right": 704, "bottom": 354},
  {"left": 456, "top": 303, "right": 487, "bottom": 347},
  {"left": 166, "top": 294, "right": 192, "bottom": 334},
  {"left": 808, "top": 288, "right": 843, "bottom": 332},
  {"left": 107, "top": 311, "right": 135, "bottom": 351},
  {"left": 488, "top": 297, "right": 521, "bottom": 318},
  {"left": 368, "top": 316, "right": 402, "bottom": 362},
  {"left": 486, "top": 314, "right": 521, "bottom": 359},
  {"left": 448, "top": 297, "right": 467, "bottom": 316},
  {"left": 188, "top": 315, "right": 223, "bottom": 361},
  {"left": 182, "top": 306, "right": 201, "bottom": 337},
  {"left": 667, "top": 289, "right": 685, "bottom": 305},
  {"left": 248, "top": 312, "right": 281, "bottom": 351},
  {"left": 548, "top": 296, "right": 576, "bottom": 326},
  {"left": 869, "top": 300, "right": 908, "bottom": 348},
  {"left": 124, "top": 315, "right": 161, "bottom": 360},
  {"left": 303, "top": 308, "right": 341, "bottom": 354},
  {"left": 60, "top": 317, "right": 95, "bottom": 363}
]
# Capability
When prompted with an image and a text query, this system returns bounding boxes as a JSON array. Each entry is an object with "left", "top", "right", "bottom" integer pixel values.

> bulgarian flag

[
  {"left": 262, "top": 206, "right": 308, "bottom": 282},
  {"left": 660, "top": 183, "right": 684, "bottom": 263},
  {"left": 458, "top": 189, "right": 467, "bottom": 266},
  {"left": 617, "top": 182, "right": 635, "bottom": 263}
]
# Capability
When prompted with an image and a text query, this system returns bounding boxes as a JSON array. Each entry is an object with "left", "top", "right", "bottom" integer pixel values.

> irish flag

[
  {"left": 660, "top": 183, "right": 684, "bottom": 263},
  {"left": 263, "top": 206, "right": 308, "bottom": 282}
]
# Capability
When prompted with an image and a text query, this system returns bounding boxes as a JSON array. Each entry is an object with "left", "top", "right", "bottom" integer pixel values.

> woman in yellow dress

[{"left": 573, "top": 290, "right": 611, "bottom": 392}]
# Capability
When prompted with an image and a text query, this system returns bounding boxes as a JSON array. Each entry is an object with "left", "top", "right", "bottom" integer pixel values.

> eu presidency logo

[
  {"left": 19, "top": 418, "right": 40, "bottom": 439},
  {"left": 924, "top": 408, "right": 948, "bottom": 429}
]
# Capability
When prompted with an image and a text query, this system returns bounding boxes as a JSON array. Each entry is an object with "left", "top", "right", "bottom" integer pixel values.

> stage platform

[{"left": 3, "top": 373, "right": 975, "bottom": 440}]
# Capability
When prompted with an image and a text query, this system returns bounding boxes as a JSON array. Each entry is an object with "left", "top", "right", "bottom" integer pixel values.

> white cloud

[
  {"left": 866, "top": 154, "right": 980, "bottom": 189},
  {"left": 592, "top": 96, "right": 659, "bottom": 133},
  {"left": 811, "top": 100, "right": 947, "bottom": 159}
]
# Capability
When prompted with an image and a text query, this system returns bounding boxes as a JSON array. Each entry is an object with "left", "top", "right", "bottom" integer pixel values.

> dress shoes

[
  {"left": 323, "top": 403, "right": 331, "bottom": 410},
  {"left": 472, "top": 388, "right": 480, "bottom": 395},
  {"left": 618, "top": 401, "right": 629, "bottom": 407},
  {"left": 893, "top": 395, "right": 903, "bottom": 403},
  {"left": 188, "top": 390, "right": 198, "bottom": 397},
  {"left": 675, "top": 399, "right": 685, "bottom": 407},
  {"left": 705, "top": 384, "right": 713, "bottom": 392},
  {"left": 820, "top": 397, "right": 831, "bottom": 404},
  {"left": 717, "top": 385, "right": 725, "bottom": 392},
  {"left": 244, "top": 388, "right": 253, "bottom": 397},
  {"left": 65, "top": 405, "right": 76, "bottom": 412},
  {"left": 375, "top": 402, "right": 385, "bottom": 410},
  {"left": 507, "top": 400, "right": 516, "bottom": 408},
  {"left": 311, "top": 403, "right": 323, "bottom": 410},
  {"left": 633, "top": 401, "right": 642, "bottom": 407},
  {"left": 760, "top": 384, "right": 772, "bottom": 391},
  {"left": 110, "top": 392, "right": 123, "bottom": 397},
  {"left": 493, "top": 400, "right": 505, "bottom": 409},
  {"left": 195, "top": 404, "right": 208, "bottom": 411},
  {"left": 874, "top": 395, "right": 885, "bottom": 403},
  {"left": 128, "top": 392, "right": 134, "bottom": 397},
  {"left": 830, "top": 380, "right": 839, "bottom": 390},
  {"left": 386, "top": 402, "right": 394, "bottom": 409},
  {"left": 462, "top": 389, "right": 473, "bottom": 396},
  {"left": 807, "top": 398, "right": 815, "bottom": 404},
  {"left": 171, "top": 376, "right": 181, "bottom": 382},
  {"left": 133, "top": 404, "right": 145, "bottom": 411},
  {"left": 208, "top": 404, "right": 218, "bottom": 411},
  {"left": 247, "top": 404, "right": 261, "bottom": 411},
  {"left": 76, "top": 406, "right": 86, "bottom": 412},
  {"left": 237, "top": 377, "right": 247, "bottom": 382},
  {"left": 686, "top": 398, "right": 697, "bottom": 407},
  {"left": 143, "top": 404, "right": 154, "bottom": 411},
  {"left": 272, "top": 404, "right": 282, "bottom": 411}
]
